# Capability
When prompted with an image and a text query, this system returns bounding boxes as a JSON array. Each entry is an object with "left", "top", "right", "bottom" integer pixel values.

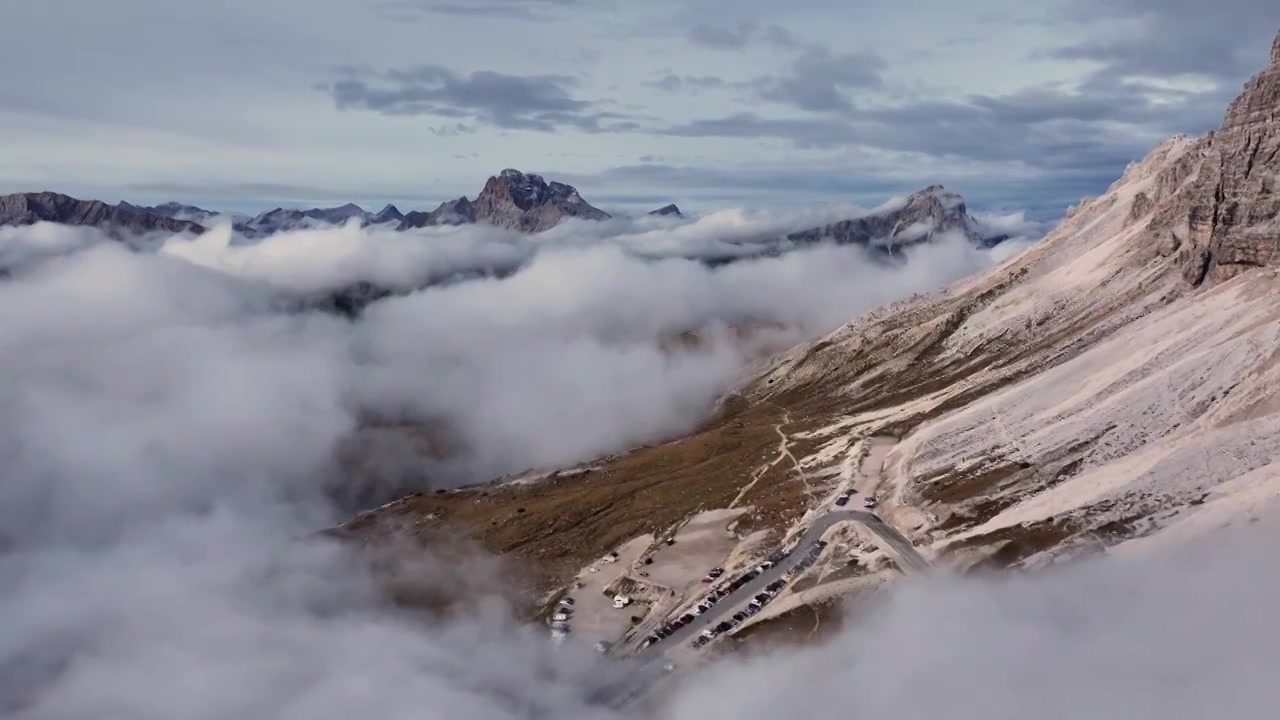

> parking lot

[
  {"left": 637, "top": 537, "right": 828, "bottom": 655},
  {"left": 642, "top": 508, "right": 745, "bottom": 591},
  {"left": 553, "top": 534, "right": 652, "bottom": 647}
]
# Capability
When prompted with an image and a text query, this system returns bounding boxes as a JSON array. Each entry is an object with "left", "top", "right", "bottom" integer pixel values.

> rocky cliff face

[
  {"left": 787, "top": 185, "right": 986, "bottom": 250},
  {"left": 0, "top": 192, "right": 206, "bottom": 236},
  {"left": 1158, "top": 32, "right": 1280, "bottom": 286},
  {"left": 399, "top": 169, "right": 609, "bottom": 232}
]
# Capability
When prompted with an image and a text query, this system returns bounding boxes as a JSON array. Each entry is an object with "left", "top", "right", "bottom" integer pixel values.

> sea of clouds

[{"left": 6, "top": 208, "right": 1272, "bottom": 720}]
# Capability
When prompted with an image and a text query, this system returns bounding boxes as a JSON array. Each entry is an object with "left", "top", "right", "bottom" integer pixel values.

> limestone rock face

[{"left": 1173, "top": 30, "right": 1280, "bottom": 285}]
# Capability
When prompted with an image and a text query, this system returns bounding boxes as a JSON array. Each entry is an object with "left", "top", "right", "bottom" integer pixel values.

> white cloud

[{"left": 1, "top": 214, "right": 1276, "bottom": 719}]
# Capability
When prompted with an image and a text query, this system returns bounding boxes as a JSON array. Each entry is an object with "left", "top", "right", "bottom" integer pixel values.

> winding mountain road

[{"left": 594, "top": 508, "right": 930, "bottom": 709}]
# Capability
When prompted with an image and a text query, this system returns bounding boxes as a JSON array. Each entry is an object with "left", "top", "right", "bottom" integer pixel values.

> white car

[
  {"left": 552, "top": 612, "right": 569, "bottom": 622},
  {"left": 701, "top": 628, "right": 715, "bottom": 639},
  {"left": 863, "top": 497, "right": 878, "bottom": 509}
]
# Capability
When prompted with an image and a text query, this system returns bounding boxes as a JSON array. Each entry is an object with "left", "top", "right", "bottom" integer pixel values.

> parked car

[{"left": 863, "top": 497, "right": 878, "bottom": 509}]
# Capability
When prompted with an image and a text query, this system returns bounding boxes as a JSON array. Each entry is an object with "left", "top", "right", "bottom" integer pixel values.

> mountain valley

[{"left": 332, "top": 32, "right": 1280, "bottom": 651}]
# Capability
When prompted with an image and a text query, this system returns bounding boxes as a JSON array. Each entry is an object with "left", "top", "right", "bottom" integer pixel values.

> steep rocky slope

[
  {"left": 339, "top": 33, "right": 1280, "bottom": 604},
  {"left": 745, "top": 37, "right": 1280, "bottom": 570},
  {"left": 0, "top": 192, "right": 205, "bottom": 236},
  {"left": 399, "top": 169, "right": 610, "bottom": 232}
]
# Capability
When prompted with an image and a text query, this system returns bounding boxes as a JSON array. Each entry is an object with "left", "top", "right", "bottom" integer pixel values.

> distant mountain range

[
  {"left": 0, "top": 169, "right": 683, "bottom": 239},
  {"left": 0, "top": 169, "right": 1007, "bottom": 253}
]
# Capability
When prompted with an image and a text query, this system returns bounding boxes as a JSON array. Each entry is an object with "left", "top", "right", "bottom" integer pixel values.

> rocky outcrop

[
  {"left": 0, "top": 192, "right": 205, "bottom": 236},
  {"left": 787, "top": 185, "right": 985, "bottom": 250},
  {"left": 398, "top": 169, "right": 609, "bottom": 232},
  {"left": 1168, "top": 31, "right": 1280, "bottom": 285}
]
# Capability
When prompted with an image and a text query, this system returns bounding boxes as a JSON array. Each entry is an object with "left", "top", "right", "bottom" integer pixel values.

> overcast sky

[{"left": 3, "top": 0, "right": 1278, "bottom": 218}]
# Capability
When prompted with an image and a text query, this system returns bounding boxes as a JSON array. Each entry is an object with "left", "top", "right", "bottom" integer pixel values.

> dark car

[
  {"left": 835, "top": 496, "right": 849, "bottom": 507},
  {"left": 733, "top": 612, "right": 747, "bottom": 621},
  {"left": 716, "top": 622, "right": 732, "bottom": 633}
]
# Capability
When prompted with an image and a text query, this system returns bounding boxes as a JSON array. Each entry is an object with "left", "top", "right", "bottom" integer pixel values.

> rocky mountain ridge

[
  {"left": 0, "top": 192, "right": 205, "bottom": 236},
  {"left": 0, "top": 170, "right": 1003, "bottom": 252},
  {"left": 788, "top": 184, "right": 987, "bottom": 251}
]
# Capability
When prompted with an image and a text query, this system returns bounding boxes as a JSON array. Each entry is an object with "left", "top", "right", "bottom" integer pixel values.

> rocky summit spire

[
  {"left": 398, "top": 169, "right": 609, "bottom": 232},
  {"left": 1158, "top": 32, "right": 1280, "bottom": 286}
]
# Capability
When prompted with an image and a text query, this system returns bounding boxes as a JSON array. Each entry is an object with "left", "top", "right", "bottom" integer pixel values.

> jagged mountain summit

[
  {"left": 0, "top": 192, "right": 205, "bottom": 236},
  {"left": 1145, "top": 33, "right": 1280, "bottom": 286},
  {"left": 788, "top": 184, "right": 988, "bottom": 250},
  {"left": 399, "top": 168, "right": 611, "bottom": 232}
]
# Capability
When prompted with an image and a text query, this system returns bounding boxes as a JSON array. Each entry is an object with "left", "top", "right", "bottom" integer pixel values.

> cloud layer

[{"left": 2, "top": 212, "right": 1276, "bottom": 719}]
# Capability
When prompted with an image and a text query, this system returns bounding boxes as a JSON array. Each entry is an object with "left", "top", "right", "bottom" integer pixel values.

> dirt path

[{"left": 729, "top": 406, "right": 799, "bottom": 509}]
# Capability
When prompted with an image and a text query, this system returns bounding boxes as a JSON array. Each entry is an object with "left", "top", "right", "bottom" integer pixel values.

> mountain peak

[
  {"left": 787, "top": 184, "right": 984, "bottom": 249},
  {"left": 372, "top": 204, "right": 404, "bottom": 224},
  {"left": 1163, "top": 30, "right": 1280, "bottom": 285},
  {"left": 649, "top": 204, "right": 682, "bottom": 217},
  {"left": 398, "top": 169, "right": 609, "bottom": 233}
]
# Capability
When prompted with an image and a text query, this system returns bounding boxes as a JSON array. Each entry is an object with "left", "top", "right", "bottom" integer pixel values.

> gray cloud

[
  {"left": 324, "top": 65, "right": 634, "bottom": 132},
  {"left": 646, "top": 73, "right": 729, "bottom": 93},
  {"left": 376, "top": 0, "right": 582, "bottom": 21},
  {"left": 686, "top": 21, "right": 803, "bottom": 51},
  {"left": 753, "top": 47, "right": 887, "bottom": 111},
  {"left": 653, "top": 56, "right": 1238, "bottom": 198},
  {"left": 1048, "top": 0, "right": 1280, "bottom": 81}
]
